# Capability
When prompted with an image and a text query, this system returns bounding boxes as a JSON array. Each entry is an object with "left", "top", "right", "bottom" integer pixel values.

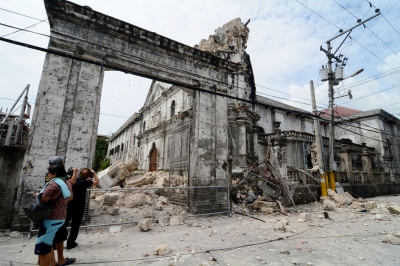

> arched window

[
  {"left": 143, "top": 121, "right": 146, "bottom": 132},
  {"left": 133, "top": 134, "right": 136, "bottom": 145},
  {"left": 170, "top": 100, "right": 176, "bottom": 118}
]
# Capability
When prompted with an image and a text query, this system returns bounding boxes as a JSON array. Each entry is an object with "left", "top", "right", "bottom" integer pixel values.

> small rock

[
  {"left": 274, "top": 221, "right": 286, "bottom": 232},
  {"left": 280, "top": 250, "right": 290, "bottom": 254},
  {"left": 107, "top": 206, "right": 120, "bottom": 215},
  {"left": 299, "top": 213, "right": 312, "bottom": 222},
  {"left": 387, "top": 204, "right": 400, "bottom": 214},
  {"left": 384, "top": 234, "right": 400, "bottom": 245},
  {"left": 154, "top": 244, "right": 172, "bottom": 255},
  {"left": 138, "top": 218, "right": 153, "bottom": 232},
  {"left": 322, "top": 199, "right": 336, "bottom": 210},
  {"left": 292, "top": 261, "right": 300, "bottom": 265},
  {"left": 170, "top": 216, "right": 184, "bottom": 226},
  {"left": 392, "top": 231, "right": 400, "bottom": 237},
  {"left": 109, "top": 226, "right": 121, "bottom": 233},
  {"left": 376, "top": 214, "right": 391, "bottom": 221}
]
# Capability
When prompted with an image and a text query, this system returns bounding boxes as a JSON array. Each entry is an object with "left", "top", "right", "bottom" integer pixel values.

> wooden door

[{"left": 149, "top": 146, "right": 158, "bottom": 172}]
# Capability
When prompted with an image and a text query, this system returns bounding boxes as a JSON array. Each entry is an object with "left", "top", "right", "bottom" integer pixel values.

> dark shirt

[{"left": 69, "top": 177, "right": 93, "bottom": 209}]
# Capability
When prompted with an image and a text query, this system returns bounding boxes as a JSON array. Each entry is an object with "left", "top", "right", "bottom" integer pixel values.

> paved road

[{"left": 1, "top": 194, "right": 399, "bottom": 266}]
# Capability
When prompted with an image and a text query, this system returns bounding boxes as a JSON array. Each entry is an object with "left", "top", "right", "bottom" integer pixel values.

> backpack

[{"left": 23, "top": 181, "right": 62, "bottom": 225}]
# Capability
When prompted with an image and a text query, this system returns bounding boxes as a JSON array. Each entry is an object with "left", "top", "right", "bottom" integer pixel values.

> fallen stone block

[
  {"left": 384, "top": 234, "right": 400, "bottom": 245},
  {"left": 138, "top": 218, "right": 153, "bottom": 231},
  {"left": 109, "top": 226, "right": 121, "bottom": 233},
  {"left": 125, "top": 157, "right": 139, "bottom": 172},
  {"left": 343, "top": 192, "right": 354, "bottom": 201},
  {"left": 375, "top": 214, "right": 391, "bottom": 221},
  {"left": 170, "top": 216, "right": 184, "bottom": 226},
  {"left": 387, "top": 204, "right": 400, "bottom": 214},
  {"left": 299, "top": 213, "right": 312, "bottom": 222},
  {"left": 98, "top": 173, "right": 113, "bottom": 189},
  {"left": 125, "top": 172, "right": 155, "bottom": 187},
  {"left": 125, "top": 193, "right": 146, "bottom": 208},
  {"left": 322, "top": 199, "right": 336, "bottom": 210},
  {"left": 365, "top": 201, "right": 376, "bottom": 210},
  {"left": 107, "top": 206, "right": 119, "bottom": 215},
  {"left": 103, "top": 192, "right": 120, "bottom": 206},
  {"left": 154, "top": 244, "right": 172, "bottom": 255}
]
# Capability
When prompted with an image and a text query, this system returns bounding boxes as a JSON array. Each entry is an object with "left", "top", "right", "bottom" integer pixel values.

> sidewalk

[{"left": 1, "top": 194, "right": 399, "bottom": 266}]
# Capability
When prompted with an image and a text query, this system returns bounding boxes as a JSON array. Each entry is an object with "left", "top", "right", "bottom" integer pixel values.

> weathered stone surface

[
  {"left": 103, "top": 193, "right": 120, "bottom": 206},
  {"left": 157, "top": 196, "right": 168, "bottom": 205},
  {"left": 159, "top": 216, "right": 170, "bottom": 226},
  {"left": 170, "top": 216, "right": 184, "bottom": 226},
  {"left": 299, "top": 213, "right": 312, "bottom": 222},
  {"left": 107, "top": 206, "right": 119, "bottom": 215},
  {"left": 322, "top": 199, "right": 336, "bottom": 210},
  {"left": 154, "top": 244, "right": 172, "bottom": 255},
  {"left": 392, "top": 231, "right": 400, "bottom": 237},
  {"left": 387, "top": 204, "right": 400, "bottom": 214},
  {"left": 260, "top": 207, "right": 273, "bottom": 214},
  {"left": 125, "top": 172, "right": 155, "bottom": 187},
  {"left": 138, "top": 218, "right": 153, "bottom": 231},
  {"left": 125, "top": 157, "right": 139, "bottom": 172},
  {"left": 251, "top": 201, "right": 278, "bottom": 209},
  {"left": 124, "top": 194, "right": 146, "bottom": 208},
  {"left": 9, "top": 231, "right": 23, "bottom": 238}
]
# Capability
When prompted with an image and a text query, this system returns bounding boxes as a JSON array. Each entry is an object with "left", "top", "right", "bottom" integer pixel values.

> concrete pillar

[
  {"left": 361, "top": 148, "right": 373, "bottom": 183},
  {"left": 189, "top": 90, "right": 228, "bottom": 186},
  {"left": 237, "top": 120, "right": 247, "bottom": 167},
  {"left": 12, "top": 54, "right": 104, "bottom": 231},
  {"left": 339, "top": 144, "right": 354, "bottom": 184}
]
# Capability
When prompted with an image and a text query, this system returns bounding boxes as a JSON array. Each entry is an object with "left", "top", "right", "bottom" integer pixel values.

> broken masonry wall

[{"left": 0, "top": 147, "right": 25, "bottom": 229}]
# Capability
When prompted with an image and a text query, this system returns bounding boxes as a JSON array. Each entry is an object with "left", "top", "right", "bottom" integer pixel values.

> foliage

[{"left": 93, "top": 137, "right": 109, "bottom": 172}]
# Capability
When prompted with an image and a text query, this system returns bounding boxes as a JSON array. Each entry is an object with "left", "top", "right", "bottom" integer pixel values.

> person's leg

[
  {"left": 38, "top": 253, "right": 51, "bottom": 266},
  {"left": 67, "top": 209, "right": 84, "bottom": 248},
  {"left": 51, "top": 247, "right": 57, "bottom": 266}
]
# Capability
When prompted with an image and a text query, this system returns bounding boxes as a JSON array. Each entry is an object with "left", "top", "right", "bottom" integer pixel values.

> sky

[{"left": 0, "top": 0, "right": 400, "bottom": 135}]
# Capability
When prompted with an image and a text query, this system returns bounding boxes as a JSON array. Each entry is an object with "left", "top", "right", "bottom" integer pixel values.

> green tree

[{"left": 93, "top": 137, "right": 109, "bottom": 171}]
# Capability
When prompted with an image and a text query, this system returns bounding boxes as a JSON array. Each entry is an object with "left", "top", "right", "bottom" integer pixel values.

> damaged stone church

[{"left": 106, "top": 18, "right": 400, "bottom": 184}]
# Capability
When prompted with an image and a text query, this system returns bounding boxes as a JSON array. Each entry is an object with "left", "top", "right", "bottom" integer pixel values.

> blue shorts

[{"left": 34, "top": 219, "right": 65, "bottom": 255}]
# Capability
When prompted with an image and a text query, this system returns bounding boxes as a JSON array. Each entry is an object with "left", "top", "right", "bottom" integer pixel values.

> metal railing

[{"left": 80, "top": 186, "right": 230, "bottom": 228}]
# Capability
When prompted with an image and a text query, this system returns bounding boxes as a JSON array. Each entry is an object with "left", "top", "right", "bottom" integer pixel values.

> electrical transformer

[{"left": 320, "top": 67, "right": 328, "bottom": 82}]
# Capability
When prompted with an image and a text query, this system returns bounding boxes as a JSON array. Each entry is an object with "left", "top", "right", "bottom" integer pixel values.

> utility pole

[{"left": 320, "top": 11, "right": 381, "bottom": 172}]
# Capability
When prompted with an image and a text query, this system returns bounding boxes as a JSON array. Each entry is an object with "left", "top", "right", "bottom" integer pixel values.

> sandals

[{"left": 56, "top": 257, "right": 76, "bottom": 266}]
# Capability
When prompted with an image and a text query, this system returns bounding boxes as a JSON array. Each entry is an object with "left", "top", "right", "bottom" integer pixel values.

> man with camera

[{"left": 64, "top": 168, "right": 99, "bottom": 249}]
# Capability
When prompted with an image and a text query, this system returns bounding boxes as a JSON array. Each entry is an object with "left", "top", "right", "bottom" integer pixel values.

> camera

[{"left": 66, "top": 167, "right": 74, "bottom": 177}]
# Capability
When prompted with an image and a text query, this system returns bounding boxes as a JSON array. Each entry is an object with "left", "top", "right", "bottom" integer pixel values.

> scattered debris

[
  {"left": 169, "top": 216, "right": 184, "bottom": 226},
  {"left": 299, "top": 213, "right": 312, "bottom": 222},
  {"left": 375, "top": 214, "right": 391, "bottom": 221},
  {"left": 384, "top": 234, "right": 400, "bottom": 245},
  {"left": 387, "top": 203, "right": 400, "bottom": 214},
  {"left": 322, "top": 199, "right": 336, "bottom": 211}
]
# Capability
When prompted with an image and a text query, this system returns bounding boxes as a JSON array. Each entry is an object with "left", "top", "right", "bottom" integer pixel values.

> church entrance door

[{"left": 149, "top": 145, "right": 158, "bottom": 172}]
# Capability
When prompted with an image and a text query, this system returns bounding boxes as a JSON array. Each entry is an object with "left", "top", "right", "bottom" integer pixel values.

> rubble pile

[{"left": 85, "top": 157, "right": 190, "bottom": 226}]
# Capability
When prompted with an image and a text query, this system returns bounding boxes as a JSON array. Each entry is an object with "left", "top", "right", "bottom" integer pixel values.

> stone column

[
  {"left": 339, "top": 144, "right": 354, "bottom": 184},
  {"left": 236, "top": 120, "right": 247, "bottom": 167},
  {"left": 361, "top": 148, "right": 373, "bottom": 183},
  {"left": 189, "top": 89, "right": 228, "bottom": 186},
  {"left": 12, "top": 53, "right": 104, "bottom": 231}
]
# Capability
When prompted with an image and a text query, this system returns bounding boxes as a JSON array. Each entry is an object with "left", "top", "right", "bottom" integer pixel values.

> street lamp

[{"left": 333, "top": 68, "right": 364, "bottom": 100}]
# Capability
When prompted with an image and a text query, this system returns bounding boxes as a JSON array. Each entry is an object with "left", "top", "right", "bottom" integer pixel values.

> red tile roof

[{"left": 319, "top": 106, "right": 362, "bottom": 118}]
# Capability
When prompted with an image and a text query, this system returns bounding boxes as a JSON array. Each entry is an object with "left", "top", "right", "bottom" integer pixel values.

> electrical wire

[
  {"left": 0, "top": 7, "right": 47, "bottom": 22},
  {"left": 1, "top": 19, "right": 47, "bottom": 38},
  {"left": 0, "top": 22, "right": 50, "bottom": 38}
]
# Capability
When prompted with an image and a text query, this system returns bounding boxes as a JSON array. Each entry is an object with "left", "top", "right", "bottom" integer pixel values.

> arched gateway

[
  {"left": 12, "top": 0, "right": 248, "bottom": 230},
  {"left": 149, "top": 144, "right": 158, "bottom": 172}
]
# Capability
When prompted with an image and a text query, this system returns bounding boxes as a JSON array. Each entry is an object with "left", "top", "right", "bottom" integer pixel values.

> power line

[
  {"left": 0, "top": 7, "right": 47, "bottom": 22},
  {"left": 0, "top": 22, "right": 50, "bottom": 38},
  {"left": 366, "top": 1, "right": 400, "bottom": 38},
  {"left": 294, "top": 0, "right": 340, "bottom": 30},
  {"left": 1, "top": 19, "right": 47, "bottom": 38},
  {"left": 341, "top": 84, "right": 399, "bottom": 104}
]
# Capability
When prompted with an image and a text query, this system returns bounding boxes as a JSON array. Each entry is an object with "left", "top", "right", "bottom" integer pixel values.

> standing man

[{"left": 65, "top": 168, "right": 99, "bottom": 249}]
